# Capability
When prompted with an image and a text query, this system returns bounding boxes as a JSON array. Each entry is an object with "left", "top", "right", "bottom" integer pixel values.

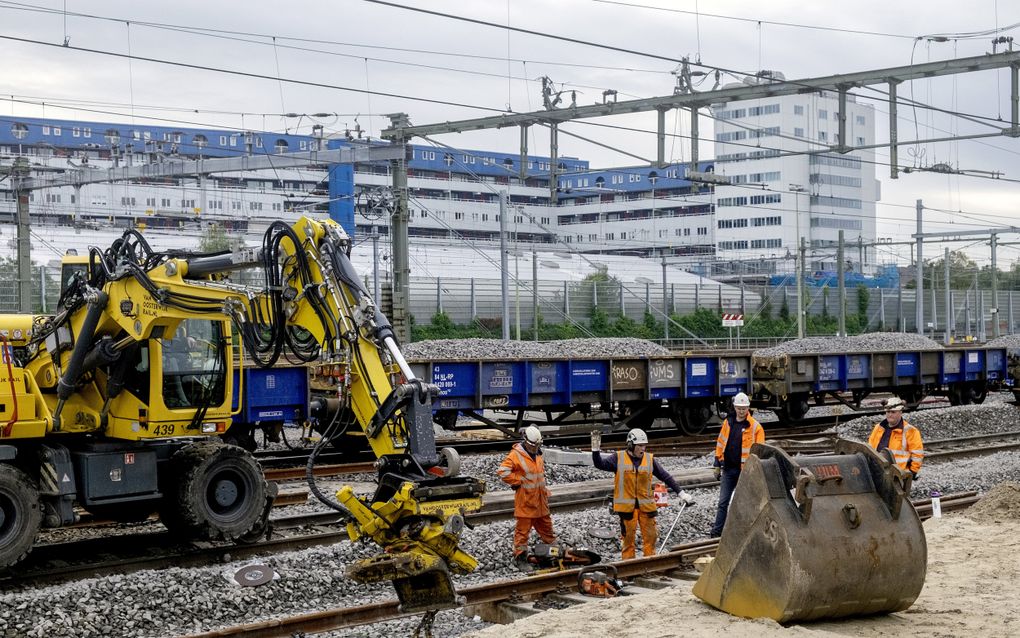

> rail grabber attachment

[{"left": 693, "top": 440, "right": 926, "bottom": 623}]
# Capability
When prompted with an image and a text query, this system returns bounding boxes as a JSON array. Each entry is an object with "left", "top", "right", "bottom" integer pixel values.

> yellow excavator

[{"left": 0, "top": 217, "right": 482, "bottom": 612}]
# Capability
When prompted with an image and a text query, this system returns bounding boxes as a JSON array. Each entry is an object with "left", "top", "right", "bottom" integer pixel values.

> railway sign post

[{"left": 722, "top": 313, "right": 744, "bottom": 348}]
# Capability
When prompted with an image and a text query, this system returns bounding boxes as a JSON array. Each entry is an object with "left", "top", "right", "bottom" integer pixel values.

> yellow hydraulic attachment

[
  {"left": 693, "top": 440, "right": 926, "bottom": 623},
  {"left": 338, "top": 478, "right": 483, "bottom": 612}
]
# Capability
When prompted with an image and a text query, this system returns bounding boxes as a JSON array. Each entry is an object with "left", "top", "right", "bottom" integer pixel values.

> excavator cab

[{"left": 693, "top": 440, "right": 926, "bottom": 623}]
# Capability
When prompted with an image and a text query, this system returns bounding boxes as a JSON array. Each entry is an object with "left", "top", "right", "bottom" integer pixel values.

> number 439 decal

[{"left": 151, "top": 423, "right": 175, "bottom": 436}]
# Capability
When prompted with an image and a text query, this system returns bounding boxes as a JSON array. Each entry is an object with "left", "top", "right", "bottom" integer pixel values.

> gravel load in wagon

[
  {"left": 403, "top": 337, "right": 671, "bottom": 361},
  {"left": 987, "top": 334, "right": 1020, "bottom": 350},
  {"left": 752, "top": 332, "right": 944, "bottom": 358}
]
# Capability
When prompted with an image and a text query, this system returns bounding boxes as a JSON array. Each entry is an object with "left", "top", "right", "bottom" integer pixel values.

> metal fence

[
  {"left": 7, "top": 267, "right": 1017, "bottom": 344},
  {"left": 400, "top": 274, "right": 1020, "bottom": 341}
]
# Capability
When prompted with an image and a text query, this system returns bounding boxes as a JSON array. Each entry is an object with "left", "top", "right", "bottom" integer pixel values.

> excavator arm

[{"left": 34, "top": 217, "right": 483, "bottom": 611}]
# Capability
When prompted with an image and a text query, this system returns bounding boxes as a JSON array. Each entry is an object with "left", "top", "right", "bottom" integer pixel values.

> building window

[
  {"left": 717, "top": 197, "right": 749, "bottom": 207},
  {"left": 810, "top": 195, "right": 862, "bottom": 210},
  {"left": 794, "top": 127, "right": 805, "bottom": 137},
  {"left": 818, "top": 131, "right": 828, "bottom": 141},
  {"left": 857, "top": 136, "right": 866, "bottom": 145},
  {"left": 747, "top": 104, "right": 780, "bottom": 116},
  {"left": 697, "top": 227, "right": 707, "bottom": 236},
  {"left": 810, "top": 154, "right": 862, "bottom": 169},
  {"left": 794, "top": 105, "right": 804, "bottom": 115},
  {"left": 716, "top": 131, "right": 748, "bottom": 142},
  {"left": 818, "top": 109, "right": 828, "bottom": 119}
]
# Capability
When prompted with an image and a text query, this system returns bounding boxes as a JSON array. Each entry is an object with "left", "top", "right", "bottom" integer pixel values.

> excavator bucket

[
  {"left": 347, "top": 543, "right": 462, "bottom": 613},
  {"left": 693, "top": 440, "right": 926, "bottom": 623}
]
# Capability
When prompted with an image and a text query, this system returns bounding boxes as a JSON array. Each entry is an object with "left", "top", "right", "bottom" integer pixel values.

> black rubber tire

[
  {"left": 159, "top": 442, "right": 268, "bottom": 541},
  {"left": 0, "top": 464, "right": 42, "bottom": 567}
]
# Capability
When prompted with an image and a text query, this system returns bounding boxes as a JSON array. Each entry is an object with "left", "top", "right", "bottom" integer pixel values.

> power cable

[{"left": 0, "top": 33, "right": 504, "bottom": 113}]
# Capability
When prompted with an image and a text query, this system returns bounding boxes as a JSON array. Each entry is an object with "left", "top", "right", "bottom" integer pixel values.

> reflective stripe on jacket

[
  {"left": 868, "top": 419, "right": 924, "bottom": 473},
  {"left": 612, "top": 450, "right": 657, "bottom": 513},
  {"left": 497, "top": 442, "right": 550, "bottom": 517},
  {"left": 714, "top": 415, "right": 764, "bottom": 467}
]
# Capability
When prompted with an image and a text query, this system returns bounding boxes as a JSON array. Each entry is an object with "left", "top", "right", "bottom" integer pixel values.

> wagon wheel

[
  {"left": 948, "top": 385, "right": 963, "bottom": 406},
  {"left": 621, "top": 401, "right": 659, "bottom": 431},
  {"left": 433, "top": 410, "right": 459, "bottom": 430},
  {"left": 897, "top": 387, "right": 925, "bottom": 408},
  {"left": 778, "top": 394, "right": 810, "bottom": 424},
  {"left": 969, "top": 383, "right": 987, "bottom": 405},
  {"left": 672, "top": 400, "right": 712, "bottom": 436}
]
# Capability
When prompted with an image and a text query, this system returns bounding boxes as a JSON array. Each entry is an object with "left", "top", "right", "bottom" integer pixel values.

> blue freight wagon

[
  {"left": 225, "top": 364, "right": 309, "bottom": 450},
  {"left": 408, "top": 353, "right": 753, "bottom": 435},
  {"left": 751, "top": 346, "right": 1007, "bottom": 420}
]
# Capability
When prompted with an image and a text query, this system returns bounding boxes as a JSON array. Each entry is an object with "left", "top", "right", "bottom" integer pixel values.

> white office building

[{"left": 711, "top": 78, "right": 879, "bottom": 274}]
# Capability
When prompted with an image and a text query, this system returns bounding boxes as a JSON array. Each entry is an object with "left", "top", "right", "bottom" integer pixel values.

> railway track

[
  {"left": 177, "top": 491, "right": 980, "bottom": 638},
  {"left": 925, "top": 430, "right": 1020, "bottom": 460},
  {"left": 249, "top": 396, "right": 963, "bottom": 476}
]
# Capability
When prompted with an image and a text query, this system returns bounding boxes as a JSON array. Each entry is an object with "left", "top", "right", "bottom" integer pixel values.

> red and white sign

[{"left": 722, "top": 313, "right": 744, "bottom": 327}]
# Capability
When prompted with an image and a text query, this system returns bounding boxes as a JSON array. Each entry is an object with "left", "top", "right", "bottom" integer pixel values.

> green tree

[
  {"left": 910, "top": 250, "right": 977, "bottom": 290},
  {"left": 198, "top": 223, "right": 241, "bottom": 253}
]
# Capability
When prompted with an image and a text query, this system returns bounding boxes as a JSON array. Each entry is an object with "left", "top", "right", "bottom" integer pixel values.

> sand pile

[{"left": 968, "top": 481, "right": 1020, "bottom": 522}]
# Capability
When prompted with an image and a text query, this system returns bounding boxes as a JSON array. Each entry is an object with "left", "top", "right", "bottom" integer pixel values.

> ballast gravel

[
  {"left": 753, "top": 332, "right": 943, "bottom": 358},
  {"left": 403, "top": 338, "right": 671, "bottom": 361},
  {"left": 4, "top": 402, "right": 1020, "bottom": 638},
  {"left": 986, "top": 334, "right": 1020, "bottom": 350}
]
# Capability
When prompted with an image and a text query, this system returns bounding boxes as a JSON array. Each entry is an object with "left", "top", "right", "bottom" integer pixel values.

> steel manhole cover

[{"left": 234, "top": 564, "right": 275, "bottom": 587}]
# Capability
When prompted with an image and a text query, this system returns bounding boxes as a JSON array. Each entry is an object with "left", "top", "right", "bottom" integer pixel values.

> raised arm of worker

[{"left": 590, "top": 430, "right": 618, "bottom": 472}]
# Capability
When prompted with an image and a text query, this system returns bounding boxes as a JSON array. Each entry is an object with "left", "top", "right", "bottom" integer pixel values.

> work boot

[{"left": 513, "top": 553, "right": 533, "bottom": 573}]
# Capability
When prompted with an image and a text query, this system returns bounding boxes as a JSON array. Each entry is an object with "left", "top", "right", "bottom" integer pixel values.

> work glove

[
  {"left": 911, "top": 471, "right": 919, "bottom": 481},
  {"left": 677, "top": 490, "right": 696, "bottom": 506},
  {"left": 590, "top": 430, "right": 601, "bottom": 452},
  {"left": 713, "top": 467, "right": 721, "bottom": 480}
]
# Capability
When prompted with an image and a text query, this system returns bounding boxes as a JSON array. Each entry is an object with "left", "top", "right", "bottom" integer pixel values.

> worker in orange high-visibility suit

[
  {"left": 868, "top": 397, "right": 924, "bottom": 478},
  {"left": 592, "top": 427, "right": 685, "bottom": 558},
  {"left": 497, "top": 425, "right": 555, "bottom": 570},
  {"left": 710, "top": 392, "right": 765, "bottom": 537}
]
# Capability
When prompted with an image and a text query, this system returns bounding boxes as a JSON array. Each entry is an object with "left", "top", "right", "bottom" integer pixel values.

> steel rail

[{"left": 178, "top": 491, "right": 978, "bottom": 638}]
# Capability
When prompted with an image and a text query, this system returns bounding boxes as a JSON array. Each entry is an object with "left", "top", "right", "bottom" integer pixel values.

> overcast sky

[{"left": 2, "top": 0, "right": 1019, "bottom": 266}]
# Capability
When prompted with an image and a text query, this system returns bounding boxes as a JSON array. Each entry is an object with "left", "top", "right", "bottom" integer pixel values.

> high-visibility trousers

[
  {"left": 513, "top": 515, "right": 556, "bottom": 557},
  {"left": 619, "top": 509, "right": 657, "bottom": 559}
]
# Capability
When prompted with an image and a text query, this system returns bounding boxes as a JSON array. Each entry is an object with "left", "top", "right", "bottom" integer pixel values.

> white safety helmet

[
  {"left": 733, "top": 392, "right": 751, "bottom": 408},
  {"left": 884, "top": 397, "right": 906, "bottom": 412},
  {"left": 626, "top": 428, "right": 648, "bottom": 447},
  {"left": 523, "top": 425, "right": 543, "bottom": 445}
]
